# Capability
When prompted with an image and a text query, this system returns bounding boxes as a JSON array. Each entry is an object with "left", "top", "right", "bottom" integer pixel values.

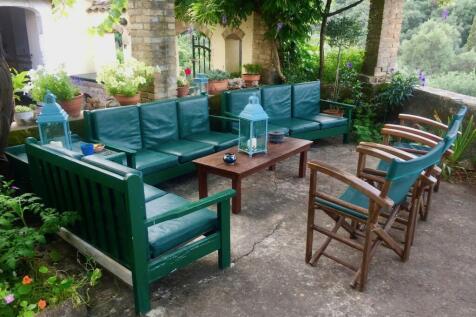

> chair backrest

[
  {"left": 177, "top": 95, "right": 211, "bottom": 138},
  {"left": 25, "top": 139, "right": 148, "bottom": 268},
  {"left": 292, "top": 81, "right": 320, "bottom": 118},
  {"left": 261, "top": 84, "right": 292, "bottom": 121},
  {"left": 385, "top": 141, "right": 446, "bottom": 204},
  {"left": 86, "top": 106, "right": 143, "bottom": 150},
  {"left": 140, "top": 99, "right": 179, "bottom": 148},
  {"left": 445, "top": 105, "right": 467, "bottom": 133}
]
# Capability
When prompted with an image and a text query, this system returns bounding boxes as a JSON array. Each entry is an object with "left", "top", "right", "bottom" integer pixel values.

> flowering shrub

[
  {"left": 23, "top": 66, "right": 80, "bottom": 103},
  {"left": 96, "top": 58, "right": 160, "bottom": 97}
]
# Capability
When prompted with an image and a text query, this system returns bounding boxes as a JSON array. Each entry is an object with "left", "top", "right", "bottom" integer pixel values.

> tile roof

[{"left": 86, "top": 0, "right": 111, "bottom": 13}]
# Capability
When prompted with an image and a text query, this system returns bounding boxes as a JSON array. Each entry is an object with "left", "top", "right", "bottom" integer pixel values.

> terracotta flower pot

[
  {"left": 322, "top": 108, "right": 344, "bottom": 117},
  {"left": 241, "top": 74, "right": 261, "bottom": 87},
  {"left": 59, "top": 94, "right": 84, "bottom": 118},
  {"left": 208, "top": 80, "right": 229, "bottom": 95},
  {"left": 114, "top": 94, "right": 140, "bottom": 106},
  {"left": 177, "top": 85, "right": 190, "bottom": 97}
]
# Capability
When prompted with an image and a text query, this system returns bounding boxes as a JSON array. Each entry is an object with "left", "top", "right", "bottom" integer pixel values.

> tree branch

[{"left": 328, "top": 0, "right": 364, "bottom": 17}]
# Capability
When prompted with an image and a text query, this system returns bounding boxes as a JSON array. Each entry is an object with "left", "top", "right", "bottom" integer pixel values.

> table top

[{"left": 193, "top": 137, "right": 313, "bottom": 176}]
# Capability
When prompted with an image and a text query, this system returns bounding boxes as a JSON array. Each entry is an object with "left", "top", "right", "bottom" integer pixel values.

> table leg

[
  {"left": 268, "top": 164, "right": 276, "bottom": 171},
  {"left": 299, "top": 150, "right": 308, "bottom": 178},
  {"left": 231, "top": 176, "right": 242, "bottom": 214},
  {"left": 198, "top": 167, "right": 208, "bottom": 199}
]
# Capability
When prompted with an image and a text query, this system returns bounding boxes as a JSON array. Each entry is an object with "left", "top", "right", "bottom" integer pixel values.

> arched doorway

[{"left": 225, "top": 34, "right": 242, "bottom": 75}]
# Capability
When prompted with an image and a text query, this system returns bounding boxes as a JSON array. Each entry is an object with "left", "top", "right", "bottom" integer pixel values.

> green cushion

[
  {"left": 90, "top": 106, "right": 142, "bottom": 150},
  {"left": 140, "top": 100, "right": 179, "bottom": 148},
  {"left": 292, "top": 81, "right": 320, "bottom": 118},
  {"left": 261, "top": 85, "right": 292, "bottom": 120},
  {"left": 185, "top": 131, "right": 238, "bottom": 151},
  {"left": 224, "top": 88, "right": 261, "bottom": 115},
  {"left": 309, "top": 114, "right": 348, "bottom": 129},
  {"left": 134, "top": 150, "right": 179, "bottom": 174},
  {"left": 143, "top": 184, "right": 168, "bottom": 202},
  {"left": 177, "top": 95, "right": 210, "bottom": 138},
  {"left": 155, "top": 140, "right": 214, "bottom": 163},
  {"left": 270, "top": 118, "right": 321, "bottom": 134},
  {"left": 146, "top": 193, "right": 217, "bottom": 257},
  {"left": 315, "top": 187, "right": 369, "bottom": 221}
]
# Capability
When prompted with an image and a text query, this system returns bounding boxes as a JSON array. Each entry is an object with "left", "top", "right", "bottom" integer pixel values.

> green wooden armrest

[
  {"left": 209, "top": 115, "right": 239, "bottom": 122},
  {"left": 223, "top": 111, "right": 240, "bottom": 119},
  {"left": 89, "top": 138, "right": 137, "bottom": 155},
  {"left": 321, "top": 99, "right": 356, "bottom": 111},
  {"left": 145, "top": 189, "right": 236, "bottom": 227}
]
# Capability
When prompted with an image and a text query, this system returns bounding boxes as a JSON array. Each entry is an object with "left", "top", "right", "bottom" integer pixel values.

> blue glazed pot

[
  {"left": 80, "top": 143, "right": 95, "bottom": 156},
  {"left": 223, "top": 152, "right": 237, "bottom": 165}
]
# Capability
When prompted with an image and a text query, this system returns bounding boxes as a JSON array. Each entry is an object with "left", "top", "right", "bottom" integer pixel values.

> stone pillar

[
  {"left": 361, "top": 0, "right": 404, "bottom": 84},
  {"left": 128, "top": 0, "right": 177, "bottom": 100},
  {"left": 251, "top": 13, "right": 273, "bottom": 68}
]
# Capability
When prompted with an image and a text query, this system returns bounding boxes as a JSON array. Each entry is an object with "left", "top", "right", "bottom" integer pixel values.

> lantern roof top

[
  {"left": 36, "top": 92, "right": 69, "bottom": 124},
  {"left": 239, "top": 94, "right": 269, "bottom": 121}
]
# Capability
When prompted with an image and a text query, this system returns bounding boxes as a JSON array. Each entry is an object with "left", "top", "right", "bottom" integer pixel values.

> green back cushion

[
  {"left": 140, "top": 100, "right": 179, "bottom": 148},
  {"left": 91, "top": 106, "right": 142, "bottom": 150},
  {"left": 292, "top": 81, "right": 320, "bottom": 118},
  {"left": 261, "top": 85, "right": 292, "bottom": 120},
  {"left": 177, "top": 96, "right": 210, "bottom": 138},
  {"left": 224, "top": 88, "right": 261, "bottom": 115}
]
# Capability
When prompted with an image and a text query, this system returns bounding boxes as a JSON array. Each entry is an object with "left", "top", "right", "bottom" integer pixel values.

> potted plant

[
  {"left": 11, "top": 67, "right": 29, "bottom": 106},
  {"left": 13, "top": 105, "right": 35, "bottom": 126},
  {"left": 24, "top": 66, "right": 83, "bottom": 117},
  {"left": 177, "top": 76, "right": 190, "bottom": 97},
  {"left": 97, "top": 58, "right": 160, "bottom": 106},
  {"left": 242, "top": 64, "right": 262, "bottom": 87},
  {"left": 206, "top": 69, "right": 230, "bottom": 94}
]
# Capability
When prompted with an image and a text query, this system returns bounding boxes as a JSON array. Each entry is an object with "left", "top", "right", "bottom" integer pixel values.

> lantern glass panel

[
  {"left": 39, "top": 121, "right": 72, "bottom": 149},
  {"left": 239, "top": 118, "right": 268, "bottom": 156}
]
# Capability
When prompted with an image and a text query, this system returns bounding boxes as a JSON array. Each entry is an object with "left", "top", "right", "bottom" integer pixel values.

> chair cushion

[
  {"left": 224, "top": 88, "right": 261, "bottom": 115},
  {"left": 270, "top": 118, "right": 321, "bottom": 134},
  {"left": 261, "top": 85, "right": 292, "bottom": 120},
  {"left": 143, "top": 184, "right": 168, "bottom": 202},
  {"left": 134, "top": 150, "right": 179, "bottom": 174},
  {"left": 155, "top": 140, "right": 214, "bottom": 163},
  {"left": 177, "top": 95, "right": 210, "bottom": 138},
  {"left": 292, "top": 81, "right": 321, "bottom": 118},
  {"left": 309, "top": 114, "right": 348, "bottom": 129},
  {"left": 185, "top": 131, "right": 238, "bottom": 151},
  {"left": 315, "top": 187, "right": 369, "bottom": 221},
  {"left": 140, "top": 100, "right": 179, "bottom": 148},
  {"left": 90, "top": 106, "right": 142, "bottom": 150},
  {"left": 146, "top": 193, "right": 217, "bottom": 257}
]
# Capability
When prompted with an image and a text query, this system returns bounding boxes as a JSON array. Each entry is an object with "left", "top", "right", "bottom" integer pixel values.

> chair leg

[
  {"left": 358, "top": 226, "right": 372, "bottom": 291},
  {"left": 403, "top": 200, "right": 419, "bottom": 261},
  {"left": 305, "top": 206, "right": 316, "bottom": 263},
  {"left": 343, "top": 133, "right": 350, "bottom": 144},
  {"left": 133, "top": 281, "right": 151, "bottom": 316},
  {"left": 309, "top": 216, "right": 344, "bottom": 266},
  {"left": 419, "top": 185, "right": 433, "bottom": 221},
  {"left": 218, "top": 201, "right": 231, "bottom": 269},
  {"left": 434, "top": 175, "right": 441, "bottom": 192}
]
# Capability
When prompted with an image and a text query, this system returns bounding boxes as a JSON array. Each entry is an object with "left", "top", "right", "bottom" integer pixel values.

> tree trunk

[
  {"left": 333, "top": 46, "right": 342, "bottom": 100},
  {"left": 0, "top": 33, "right": 14, "bottom": 170},
  {"left": 318, "top": 0, "right": 332, "bottom": 80},
  {"left": 272, "top": 40, "right": 286, "bottom": 82}
]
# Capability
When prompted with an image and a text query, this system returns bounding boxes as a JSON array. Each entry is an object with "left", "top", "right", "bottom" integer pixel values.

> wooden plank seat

[
  {"left": 24, "top": 138, "right": 235, "bottom": 315},
  {"left": 305, "top": 138, "right": 449, "bottom": 290}
]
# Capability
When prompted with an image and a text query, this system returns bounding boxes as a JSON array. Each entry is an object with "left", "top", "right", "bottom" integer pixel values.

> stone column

[
  {"left": 128, "top": 0, "right": 177, "bottom": 100},
  {"left": 361, "top": 0, "right": 404, "bottom": 84}
]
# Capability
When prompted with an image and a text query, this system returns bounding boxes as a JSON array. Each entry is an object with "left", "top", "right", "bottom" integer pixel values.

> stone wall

[
  {"left": 128, "top": 0, "right": 177, "bottom": 100},
  {"left": 251, "top": 13, "right": 273, "bottom": 69}
]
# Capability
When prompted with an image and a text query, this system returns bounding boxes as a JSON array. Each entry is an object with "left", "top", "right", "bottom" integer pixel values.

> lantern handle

[{"left": 44, "top": 91, "right": 57, "bottom": 104}]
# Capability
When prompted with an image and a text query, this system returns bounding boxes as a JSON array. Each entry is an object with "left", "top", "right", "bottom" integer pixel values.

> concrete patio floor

[{"left": 83, "top": 139, "right": 476, "bottom": 317}]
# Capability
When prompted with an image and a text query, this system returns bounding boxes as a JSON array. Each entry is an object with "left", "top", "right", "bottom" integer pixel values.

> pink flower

[
  {"left": 4, "top": 294, "right": 14, "bottom": 304},
  {"left": 184, "top": 68, "right": 192, "bottom": 76}
]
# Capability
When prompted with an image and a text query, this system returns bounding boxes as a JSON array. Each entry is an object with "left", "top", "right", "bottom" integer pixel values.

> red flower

[
  {"left": 22, "top": 275, "right": 32, "bottom": 285},
  {"left": 184, "top": 68, "right": 192, "bottom": 76},
  {"left": 38, "top": 299, "right": 47, "bottom": 310}
]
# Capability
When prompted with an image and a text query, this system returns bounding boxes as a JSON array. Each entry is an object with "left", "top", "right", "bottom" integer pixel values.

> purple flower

[
  {"left": 346, "top": 62, "right": 353, "bottom": 69},
  {"left": 11, "top": 185, "right": 19, "bottom": 191},
  {"left": 418, "top": 71, "right": 426, "bottom": 86},
  {"left": 441, "top": 8, "right": 449, "bottom": 20},
  {"left": 187, "top": 26, "right": 193, "bottom": 34},
  {"left": 389, "top": 67, "right": 395, "bottom": 73},
  {"left": 4, "top": 294, "right": 14, "bottom": 304},
  {"left": 276, "top": 22, "right": 284, "bottom": 32},
  {"left": 221, "top": 15, "right": 227, "bottom": 26}
]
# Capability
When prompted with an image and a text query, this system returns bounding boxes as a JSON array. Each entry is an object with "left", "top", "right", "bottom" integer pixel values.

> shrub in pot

[
  {"left": 25, "top": 66, "right": 83, "bottom": 117},
  {"left": 242, "top": 64, "right": 262, "bottom": 87},
  {"left": 206, "top": 69, "right": 230, "bottom": 94},
  {"left": 97, "top": 58, "right": 160, "bottom": 106},
  {"left": 13, "top": 105, "right": 35, "bottom": 126},
  {"left": 176, "top": 76, "right": 190, "bottom": 97}
]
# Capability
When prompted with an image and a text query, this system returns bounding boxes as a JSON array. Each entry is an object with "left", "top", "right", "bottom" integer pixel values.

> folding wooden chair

[{"left": 306, "top": 140, "right": 446, "bottom": 290}]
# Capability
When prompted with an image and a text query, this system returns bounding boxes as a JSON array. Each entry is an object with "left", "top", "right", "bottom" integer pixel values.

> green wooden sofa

[
  {"left": 84, "top": 96, "right": 238, "bottom": 185},
  {"left": 25, "top": 138, "right": 235, "bottom": 315},
  {"left": 221, "top": 81, "right": 354, "bottom": 143}
]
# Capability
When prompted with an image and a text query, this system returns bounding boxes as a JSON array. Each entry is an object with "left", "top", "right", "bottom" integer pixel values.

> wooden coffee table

[{"left": 193, "top": 137, "right": 313, "bottom": 214}]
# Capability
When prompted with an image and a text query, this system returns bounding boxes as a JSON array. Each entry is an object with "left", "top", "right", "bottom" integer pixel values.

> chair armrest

[
  {"left": 307, "top": 160, "right": 394, "bottom": 210},
  {"left": 356, "top": 144, "right": 404, "bottom": 163},
  {"left": 144, "top": 189, "right": 236, "bottom": 227},
  {"left": 399, "top": 114, "right": 448, "bottom": 131},
  {"left": 383, "top": 124, "right": 443, "bottom": 143},
  {"left": 89, "top": 138, "right": 137, "bottom": 166},
  {"left": 209, "top": 115, "right": 239, "bottom": 122},
  {"left": 359, "top": 142, "right": 418, "bottom": 160},
  {"left": 381, "top": 128, "right": 439, "bottom": 148},
  {"left": 223, "top": 111, "right": 240, "bottom": 119},
  {"left": 321, "top": 99, "right": 356, "bottom": 110}
]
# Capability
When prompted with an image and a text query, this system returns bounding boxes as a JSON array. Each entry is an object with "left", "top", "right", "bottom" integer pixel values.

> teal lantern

[
  {"left": 193, "top": 73, "right": 209, "bottom": 95},
  {"left": 238, "top": 94, "right": 268, "bottom": 157},
  {"left": 37, "top": 92, "right": 73, "bottom": 150}
]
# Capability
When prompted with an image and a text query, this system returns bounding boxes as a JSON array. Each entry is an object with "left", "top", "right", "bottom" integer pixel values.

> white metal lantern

[
  {"left": 238, "top": 94, "right": 268, "bottom": 157},
  {"left": 36, "top": 92, "right": 73, "bottom": 150}
]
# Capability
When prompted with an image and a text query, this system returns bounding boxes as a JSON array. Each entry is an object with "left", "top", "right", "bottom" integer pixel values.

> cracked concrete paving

[{"left": 81, "top": 138, "right": 476, "bottom": 317}]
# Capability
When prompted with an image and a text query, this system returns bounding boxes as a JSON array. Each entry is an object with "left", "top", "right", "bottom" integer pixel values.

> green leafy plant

[
  {"left": 353, "top": 103, "right": 383, "bottom": 143},
  {"left": 243, "top": 64, "right": 262, "bottom": 75},
  {"left": 176, "top": 76, "right": 189, "bottom": 87},
  {"left": 24, "top": 66, "right": 80, "bottom": 103},
  {"left": 10, "top": 68, "right": 29, "bottom": 102},
  {"left": 96, "top": 58, "right": 159, "bottom": 97},
  {"left": 14, "top": 106, "right": 34, "bottom": 113},
  {"left": 339, "top": 64, "right": 364, "bottom": 104},
  {"left": 206, "top": 69, "right": 230, "bottom": 81}
]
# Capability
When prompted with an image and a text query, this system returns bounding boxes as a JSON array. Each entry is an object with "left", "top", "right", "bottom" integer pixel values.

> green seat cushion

[
  {"left": 261, "top": 85, "right": 292, "bottom": 120},
  {"left": 143, "top": 184, "right": 168, "bottom": 202},
  {"left": 146, "top": 193, "right": 217, "bottom": 257},
  {"left": 90, "top": 106, "right": 142, "bottom": 150},
  {"left": 392, "top": 142, "right": 432, "bottom": 153},
  {"left": 155, "top": 140, "right": 214, "bottom": 163},
  {"left": 140, "top": 100, "right": 179, "bottom": 148},
  {"left": 270, "top": 118, "right": 321, "bottom": 134},
  {"left": 309, "top": 114, "right": 348, "bottom": 129},
  {"left": 177, "top": 95, "right": 210, "bottom": 138},
  {"left": 185, "top": 131, "right": 238, "bottom": 151},
  {"left": 134, "top": 150, "right": 179, "bottom": 174},
  {"left": 315, "top": 186, "right": 369, "bottom": 220},
  {"left": 292, "top": 81, "right": 321, "bottom": 118}
]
